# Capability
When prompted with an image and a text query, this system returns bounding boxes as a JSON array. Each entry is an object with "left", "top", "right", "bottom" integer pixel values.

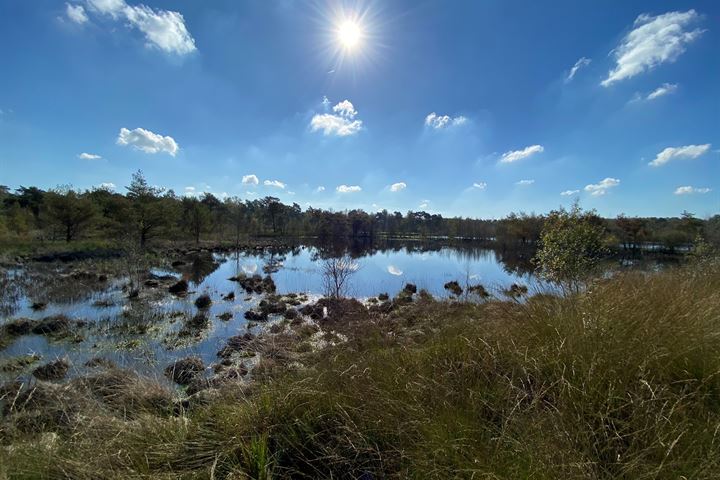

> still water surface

[{"left": 1, "top": 243, "right": 538, "bottom": 382}]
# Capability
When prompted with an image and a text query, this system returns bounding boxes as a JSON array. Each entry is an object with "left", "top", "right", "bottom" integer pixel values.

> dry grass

[{"left": 1, "top": 260, "right": 719, "bottom": 479}]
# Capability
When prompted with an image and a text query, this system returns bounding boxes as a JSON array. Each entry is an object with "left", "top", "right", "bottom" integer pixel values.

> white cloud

[
  {"left": 560, "top": 189, "right": 580, "bottom": 196},
  {"left": 424, "top": 112, "right": 467, "bottom": 129},
  {"left": 184, "top": 186, "right": 195, "bottom": 192},
  {"left": 310, "top": 114, "right": 363, "bottom": 136},
  {"left": 500, "top": 144, "right": 544, "bottom": 163},
  {"left": 98, "top": 182, "right": 115, "bottom": 190},
  {"left": 117, "top": 127, "right": 179, "bottom": 155},
  {"left": 472, "top": 182, "right": 487, "bottom": 190},
  {"left": 242, "top": 174, "right": 259, "bottom": 186},
  {"left": 584, "top": 177, "right": 620, "bottom": 196},
  {"left": 333, "top": 100, "right": 357, "bottom": 118},
  {"left": 315, "top": 186, "right": 325, "bottom": 193},
  {"left": 124, "top": 4, "right": 196, "bottom": 54},
  {"left": 336, "top": 185, "right": 361, "bottom": 193},
  {"left": 78, "top": 152, "right": 102, "bottom": 160},
  {"left": 515, "top": 179, "right": 535, "bottom": 186},
  {"left": 601, "top": 10, "right": 704, "bottom": 87},
  {"left": 66, "top": 3, "right": 89, "bottom": 24},
  {"left": 85, "top": 0, "right": 196, "bottom": 55},
  {"left": 390, "top": 182, "right": 407, "bottom": 192},
  {"left": 566, "top": 57, "right": 591, "bottom": 82},
  {"left": 674, "top": 186, "right": 711, "bottom": 195},
  {"left": 647, "top": 83, "right": 678, "bottom": 100},
  {"left": 419, "top": 201, "right": 430, "bottom": 209},
  {"left": 263, "top": 180, "right": 286, "bottom": 189},
  {"left": 86, "top": 0, "right": 125, "bottom": 16},
  {"left": 387, "top": 265, "right": 403, "bottom": 276},
  {"left": 649, "top": 144, "right": 710, "bottom": 167},
  {"left": 310, "top": 99, "right": 363, "bottom": 136}
]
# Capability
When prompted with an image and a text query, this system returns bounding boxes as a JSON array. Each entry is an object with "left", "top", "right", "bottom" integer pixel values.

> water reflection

[
  {"left": 387, "top": 265, "right": 403, "bottom": 276},
  {"left": 179, "top": 252, "right": 223, "bottom": 285},
  {"left": 0, "top": 239, "right": 675, "bottom": 383},
  {"left": 241, "top": 264, "right": 258, "bottom": 275}
]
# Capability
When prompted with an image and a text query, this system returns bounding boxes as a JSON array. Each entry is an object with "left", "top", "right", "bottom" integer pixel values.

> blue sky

[{"left": 0, "top": 0, "right": 718, "bottom": 218}]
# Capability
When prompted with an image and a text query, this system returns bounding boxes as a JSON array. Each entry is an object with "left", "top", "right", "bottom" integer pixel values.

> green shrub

[{"left": 534, "top": 203, "right": 608, "bottom": 292}]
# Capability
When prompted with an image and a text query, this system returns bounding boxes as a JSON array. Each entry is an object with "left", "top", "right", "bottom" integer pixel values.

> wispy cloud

[
  {"left": 66, "top": 3, "right": 89, "bottom": 24},
  {"left": 86, "top": 0, "right": 125, "bottom": 17},
  {"left": 500, "top": 145, "right": 544, "bottom": 164},
  {"left": 584, "top": 177, "right": 620, "bottom": 196},
  {"left": 264, "top": 180, "right": 286, "bottom": 189},
  {"left": 472, "top": 182, "right": 487, "bottom": 190},
  {"left": 630, "top": 83, "right": 680, "bottom": 103},
  {"left": 78, "top": 152, "right": 102, "bottom": 160},
  {"left": 602, "top": 10, "right": 704, "bottom": 87},
  {"left": 649, "top": 144, "right": 710, "bottom": 167},
  {"left": 97, "top": 182, "right": 115, "bottom": 190},
  {"left": 674, "top": 186, "right": 711, "bottom": 195},
  {"left": 565, "top": 57, "right": 591, "bottom": 82},
  {"left": 390, "top": 182, "right": 407, "bottom": 192},
  {"left": 647, "top": 83, "right": 678, "bottom": 100},
  {"left": 310, "top": 99, "right": 363, "bottom": 136},
  {"left": 515, "top": 179, "right": 535, "bottom": 186},
  {"left": 424, "top": 112, "right": 467, "bottom": 129},
  {"left": 315, "top": 186, "right": 325, "bottom": 193},
  {"left": 85, "top": 0, "right": 196, "bottom": 55},
  {"left": 560, "top": 189, "right": 580, "bottom": 196},
  {"left": 336, "top": 184, "right": 361, "bottom": 193},
  {"left": 117, "top": 127, "right": 179, "bottom": 155}
]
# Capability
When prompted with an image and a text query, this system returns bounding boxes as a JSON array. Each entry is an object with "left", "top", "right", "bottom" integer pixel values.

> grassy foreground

[{"left": 2, "top": 261, "right": 720, "bottom": 479}]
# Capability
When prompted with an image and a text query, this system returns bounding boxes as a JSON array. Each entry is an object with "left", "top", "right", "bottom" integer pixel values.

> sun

[{"left": 337, "top": 20, "right": 362, "bottom": 49}]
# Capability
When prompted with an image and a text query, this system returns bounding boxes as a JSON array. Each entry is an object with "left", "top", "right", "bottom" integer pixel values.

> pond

[
  {"left": 202, "top": 242, "right": 539, "bottom": 299},
  {"left": 0, "top": 240, "right": 641, "bottom": 384}
]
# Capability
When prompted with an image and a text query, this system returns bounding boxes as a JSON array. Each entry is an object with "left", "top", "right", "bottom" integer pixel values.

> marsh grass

[
  {"left": 0, "top": 238, "right": 116, "bottom": 260},
  {"left": 1, "top": 261, "right": 719, "bottom": 479}
]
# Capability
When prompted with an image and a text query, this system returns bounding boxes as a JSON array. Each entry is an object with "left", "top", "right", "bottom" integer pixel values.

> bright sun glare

[{"left": 338, "top": 20, "right": 361, "bottom": 49}]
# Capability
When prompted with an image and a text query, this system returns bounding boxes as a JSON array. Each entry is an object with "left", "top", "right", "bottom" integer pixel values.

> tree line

[{"left": 1, "top": 171, "right": 717, "bottom": 252}]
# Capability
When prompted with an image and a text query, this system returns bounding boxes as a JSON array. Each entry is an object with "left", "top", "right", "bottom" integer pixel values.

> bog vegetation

[
  {"left": 1, "top": 257, "right": 719, "bottom": 478},
  {"left": 1, "top": 171, "right": 718, "bottom": 253}
]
